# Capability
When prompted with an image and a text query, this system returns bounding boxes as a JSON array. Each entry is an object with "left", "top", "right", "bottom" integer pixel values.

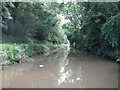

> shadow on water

[{"left": 1, "top": 46, "right": 118, "bottom": 88}]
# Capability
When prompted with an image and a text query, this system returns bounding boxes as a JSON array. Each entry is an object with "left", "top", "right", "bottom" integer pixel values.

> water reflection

[
  {"left": 56, "top": 46, "right": 82, "bottom": 86},
  {"left": 2, "top": 45, "right": 118, "bottom": 88},
  {"left": 58, "top": 69, "right": 72, "bottom": 85}
]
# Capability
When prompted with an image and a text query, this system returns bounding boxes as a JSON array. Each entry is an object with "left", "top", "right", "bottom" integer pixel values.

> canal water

[{"left": 1, "top": 47, "right": 118, "bottom": 88}]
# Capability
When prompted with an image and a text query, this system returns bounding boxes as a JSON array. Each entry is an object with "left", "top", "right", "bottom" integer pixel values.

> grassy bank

[{"left": 0, "top": 43, "right": 69, "bottom": 67}]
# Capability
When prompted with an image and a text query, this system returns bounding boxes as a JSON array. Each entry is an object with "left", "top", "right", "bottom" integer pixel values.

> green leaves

[
  {"left": 2, "top": 2, "right": 68, "bottom": 44},
  {"left": 102, "top": 13, "right": 120, "bottom": 48},
  {"left": 2, "top": 2, "right": 120, "bottom": 62},
  {"left": 63, "top": 2, "right": 120, "bottom": 60},
  {"left": 1, "top": 2, "right": 15, "bottom": 19}
]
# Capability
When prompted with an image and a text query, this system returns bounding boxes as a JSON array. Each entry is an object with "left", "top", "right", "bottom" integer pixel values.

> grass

[{"left": 0, "top": 42, "right": 68, "bottom": 66}]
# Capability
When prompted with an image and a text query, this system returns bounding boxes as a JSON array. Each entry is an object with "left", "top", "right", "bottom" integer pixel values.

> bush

[
  {"left": 0, "top": 43, "right": 50, "bottom": 66},
  {"left": 101, "top": 13, "right": 120, "bottom": 60}
]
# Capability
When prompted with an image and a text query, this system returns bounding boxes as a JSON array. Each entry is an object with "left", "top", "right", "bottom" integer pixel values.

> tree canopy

[{"left": 1, "top": 2, "right": 120, "bottom": 62}]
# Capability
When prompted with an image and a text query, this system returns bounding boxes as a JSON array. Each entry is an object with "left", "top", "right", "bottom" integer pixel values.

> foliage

[
  {"left": 1, "top": 2, "right": 70, "bottom": 66},
  {"left": 101, "top": 13, "right": 120, "bottom": 59},
  {"left": 1, "top": 2, "right": 120, "bottom": 64},
  {"left": 1, "top": 2, "right": 14, "bottom": 19},
  {"left": 0, "top": 44, "right": 23, "bottom": 65},
  {"left": 62, "top": 2, "right": 120, "bottom": 61},
  {"left": 2, "top": 2, "right": 67, "bottom": 44},
  {"left": 0, "top": 43, "right": 51, "bottom": 65}
]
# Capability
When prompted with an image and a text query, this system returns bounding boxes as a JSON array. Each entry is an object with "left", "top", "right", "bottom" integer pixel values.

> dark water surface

[{"left": 2, "top": 47, "right": 118, "bottom": 88}]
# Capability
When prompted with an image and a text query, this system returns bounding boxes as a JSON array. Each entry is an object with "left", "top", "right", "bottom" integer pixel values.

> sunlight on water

[
  {"left": 2, "top": 45, "right": 118, "bottom": 88},
  {"left": 57, "top": 45, "right": 82, "bottom": 86},
  {"left": 58, "top": 70, "right": 71, "bottom": 85},
  {"left": 60, "top": 66, "right": 65, "bottom": 73}
]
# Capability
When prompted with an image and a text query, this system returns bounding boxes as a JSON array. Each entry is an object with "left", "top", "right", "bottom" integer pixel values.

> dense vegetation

[
  {"left": 0, "top": 2, "right": 68, "bottom": 65},
  {"left": 62, "top": 2, "right": 120, "bottom": 61},
  {"left": 0, "top": 1, "right": 120, "bottom": 66}
]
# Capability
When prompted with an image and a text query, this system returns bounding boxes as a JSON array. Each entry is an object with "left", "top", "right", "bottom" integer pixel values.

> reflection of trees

[
  {"left": 53, "top": 46, "right": 82, "bottom": 87},
  {"left": 44, "top": 44, "right": 71, "bottom": 85},
  {"left": 2, "top": 44, "right": 83, "bottom": 88},
  {"left": 56, "top": 45, "right": 70, "bottom": 85}
]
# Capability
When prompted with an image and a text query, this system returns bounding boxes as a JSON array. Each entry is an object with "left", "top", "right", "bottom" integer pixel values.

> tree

[{"left": 2, "top": 2, "right": 68, "bottom": 44}]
